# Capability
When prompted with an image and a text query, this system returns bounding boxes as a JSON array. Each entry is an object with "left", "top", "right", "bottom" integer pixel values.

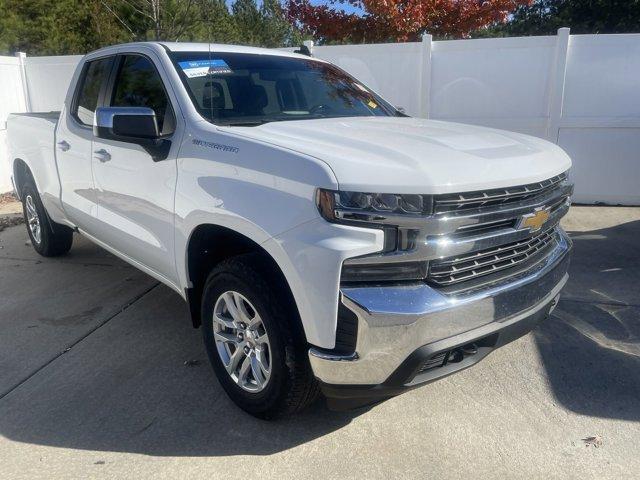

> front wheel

[
  {"left": 201, "top": 255, "right": 319, "bottom": 418},
  {"left": 21, "top": 182, "right": 73, "bottom": 257}
]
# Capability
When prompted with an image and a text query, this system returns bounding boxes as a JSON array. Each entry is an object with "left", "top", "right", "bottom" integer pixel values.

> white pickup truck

[{"left": 8, "top": 42, "right": 573, "bottom": 417}]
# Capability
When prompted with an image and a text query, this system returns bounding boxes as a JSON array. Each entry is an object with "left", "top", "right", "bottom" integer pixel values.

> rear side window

[
  {"left": 110, "top": 55, "right": 175, "bottom": 135},
  {"left": 74, "top": 57, "right": 112, "bottom": 126}
]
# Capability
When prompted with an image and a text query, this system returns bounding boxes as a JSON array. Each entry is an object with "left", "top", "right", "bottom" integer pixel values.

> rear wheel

[
  {"left": 21, "top": 182, "right": 73, "bottom": 257},
  {"left": 201, "top": 254, "right": 319, "bottom": 418}
]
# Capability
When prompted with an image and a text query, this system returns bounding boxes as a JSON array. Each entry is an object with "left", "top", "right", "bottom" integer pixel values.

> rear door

[
  {"left": 56, "top": 56, "right": 113, "bottom": 232},
  {"left": 91, "top": 52, "right": 180, "bottom": 285}
]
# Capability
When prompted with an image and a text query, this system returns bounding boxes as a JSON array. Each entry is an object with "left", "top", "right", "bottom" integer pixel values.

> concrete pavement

[{"left": 0, "top": 206, "right": 638, "bottom": 479}]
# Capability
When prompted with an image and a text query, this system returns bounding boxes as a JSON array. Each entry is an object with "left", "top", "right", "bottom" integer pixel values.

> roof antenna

[{"left": 207, "top": 8, "right": 213, "bottom": 122}]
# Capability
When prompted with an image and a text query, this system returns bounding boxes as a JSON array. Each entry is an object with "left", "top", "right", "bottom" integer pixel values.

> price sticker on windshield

[{"left": 178, "top": 59, "right": 233, "bottom": 78}]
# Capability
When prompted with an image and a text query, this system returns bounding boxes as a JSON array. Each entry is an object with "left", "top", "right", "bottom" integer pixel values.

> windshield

[{"left": 170, "top": 52, "right": 400, "bottom": 126}]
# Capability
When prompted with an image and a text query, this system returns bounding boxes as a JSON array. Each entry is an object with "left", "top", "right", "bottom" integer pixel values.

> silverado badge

[{"left": 518, "top": 207, "right": 551, "bottom": 232}]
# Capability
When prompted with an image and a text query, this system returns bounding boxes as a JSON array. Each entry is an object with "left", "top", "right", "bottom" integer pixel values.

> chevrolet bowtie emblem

[{"left": 518, "top": 207, "right": 551, "bottom": 232}]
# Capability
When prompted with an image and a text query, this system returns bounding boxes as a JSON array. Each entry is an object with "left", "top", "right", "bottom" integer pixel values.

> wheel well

[
  {"left": 185, "top": 224, "right": 303, "bottom": 337},
  {"left": 12, "top": 159, "right": 31, "bottom": 199}
]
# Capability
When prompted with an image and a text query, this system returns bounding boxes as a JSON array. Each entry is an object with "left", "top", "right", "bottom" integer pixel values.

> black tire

[
  {"left": 201, "top": 254, "right": 319, "bottom": 419},
  {"left": 21, "top": 181, "right": 73, "bottom": 257}
]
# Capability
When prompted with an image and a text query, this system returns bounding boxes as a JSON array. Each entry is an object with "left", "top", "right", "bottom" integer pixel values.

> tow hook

[
  {"left": 461, "top": 343, "right": 478, "bottom": 356},
  {"left": 448, "top": 343, "right": 478, "bottom": 363}
]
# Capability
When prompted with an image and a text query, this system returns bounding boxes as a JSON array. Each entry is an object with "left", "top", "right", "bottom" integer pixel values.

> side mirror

[
  {"left": 94, "top": 106, "right": 159, "bottom": 140},
  {"left": 93, "top": 107, "right": 171, "bottom": 161}
]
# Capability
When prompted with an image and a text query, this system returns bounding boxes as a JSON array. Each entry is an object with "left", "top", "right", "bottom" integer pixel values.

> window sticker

[
  {"left": 178, "top": 59, "right": 233, "bottom": 78},
  {"left": 367, "top": 100, "right": 378, "bottom": 109}
]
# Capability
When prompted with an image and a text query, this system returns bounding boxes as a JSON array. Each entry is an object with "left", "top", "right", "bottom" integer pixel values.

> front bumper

[{"left": 309, "top": 229, "right": 572, "bottom": 400}]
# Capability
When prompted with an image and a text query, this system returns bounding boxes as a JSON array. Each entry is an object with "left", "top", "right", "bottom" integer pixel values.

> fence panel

[
  {"left": 430, "top": 36, "right": 557, "bottom": 139},
  {"left": 0, "top": 56, "right": 27, "bottom": 192},
  {"left": 24, "top": 55, "right": 83, "bottom": 112},
  {"left": 559, "top": 34, "right": 640, "bottom": 204},
  {"left": 1, "top": 35, "right": 638, "bottom": 204},
  {"left": 313, "top": 42, "right": 425, "bottom": 117}
]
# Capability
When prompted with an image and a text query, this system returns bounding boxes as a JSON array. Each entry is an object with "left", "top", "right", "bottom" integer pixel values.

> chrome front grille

[
  {"left": 427, "top": 228, "right": 559, "bottom": 287},
  {"left": 341, "top": 171, "right": 572, "bottom": 291},
  {"left": 433, "top": 172, "right": 567, "bottom": 214}
]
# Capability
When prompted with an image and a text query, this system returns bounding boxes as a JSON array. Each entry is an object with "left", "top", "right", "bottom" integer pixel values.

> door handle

[
  {"left": 94, "top": 149, "right": 111, "bottom": 163},
  {"left": 57, "top": 140, "right": 70, "bottom": 152}
]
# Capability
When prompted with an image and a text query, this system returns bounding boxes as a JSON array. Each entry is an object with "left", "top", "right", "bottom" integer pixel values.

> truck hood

[{"left": 221, "top": 116, "right": 572, "bottom": 194}]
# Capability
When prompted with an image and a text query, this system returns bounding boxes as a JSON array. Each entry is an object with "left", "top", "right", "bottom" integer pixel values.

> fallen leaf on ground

[{"left": 582, "top": 436, "right": 603, "bottom": 448}]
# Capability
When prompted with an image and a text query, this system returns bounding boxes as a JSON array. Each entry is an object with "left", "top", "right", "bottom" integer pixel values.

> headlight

[
  {"left": 316, "top": 189, "right": 432, "bottom": 224},
  {"left": 316, "top": 189, "right": 432, "bottom": 283}
]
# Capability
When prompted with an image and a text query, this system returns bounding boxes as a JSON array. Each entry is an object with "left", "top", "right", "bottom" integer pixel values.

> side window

[
  {"left": 74, "top": 57, "right": 112, "bottom": 126},
  {"left": 111, "top": 55, "right": 175, "bottom": 135}
]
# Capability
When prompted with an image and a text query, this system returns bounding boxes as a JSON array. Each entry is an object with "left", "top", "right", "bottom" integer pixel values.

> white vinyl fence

[
  {"left": 1, "top": 29, "right": 639, "bottom": 204},
  {"left": 0, "top": 55, "right": 28, "bottom": 192}
]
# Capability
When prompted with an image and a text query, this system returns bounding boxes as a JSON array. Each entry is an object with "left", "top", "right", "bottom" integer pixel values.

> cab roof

[
  {"left": 159, "top": 42, "right": 306, "bottom": 58},
  {"left": 88, "top": 41, "right": 312, "bottom": 60}
]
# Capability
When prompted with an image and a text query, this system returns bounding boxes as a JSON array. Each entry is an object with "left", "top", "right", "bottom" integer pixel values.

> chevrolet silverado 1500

[{"left": 7, "top": 42, "right": 573, "bottom": 417}]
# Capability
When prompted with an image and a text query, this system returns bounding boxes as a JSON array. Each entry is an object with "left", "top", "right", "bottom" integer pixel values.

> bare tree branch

[
  {"left": 100, "top": 0, "right": 136, "bottom": 37},
  {"left": 115, "top": 0, "right": 156, "bottom": 20}
]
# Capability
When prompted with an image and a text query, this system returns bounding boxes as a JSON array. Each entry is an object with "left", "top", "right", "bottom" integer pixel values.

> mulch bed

[
  {"left": 0, "top": 193, "right": 24, "bottom": 232},
  {"left": 0, "top": 215, "right": 24, "bottom": 233},
  {"left": 0, "top": 192, "right": 18, "bottom": 205}
]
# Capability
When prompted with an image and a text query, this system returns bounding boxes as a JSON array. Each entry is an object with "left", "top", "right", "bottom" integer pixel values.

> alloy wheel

[
  {"left": 25, "top": 195, "right": 41, "bottom": 244},
  {"left": 212, "top": 291, "right": 272, "bottom": 392}
]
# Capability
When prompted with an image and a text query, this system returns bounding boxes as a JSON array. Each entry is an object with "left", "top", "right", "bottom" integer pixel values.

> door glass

[
  {"left": 111, "top": 55, "right": 175, "bottom": 135},
  {"left": 74, "top": 58, "right": 111, "bottom": 126}
]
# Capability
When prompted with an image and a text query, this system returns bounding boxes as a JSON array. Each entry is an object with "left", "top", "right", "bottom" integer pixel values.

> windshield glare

[{"left": 170, "top": 52, "right": 398, "bottom": 125}]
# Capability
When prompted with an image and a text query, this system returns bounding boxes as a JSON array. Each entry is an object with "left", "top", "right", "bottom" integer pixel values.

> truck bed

[
  {"left": 10, "top": 111, "right": 61, "bottom": 122},
  {"left": 7, "top": 111, "right": 61, "bottom": 215}
]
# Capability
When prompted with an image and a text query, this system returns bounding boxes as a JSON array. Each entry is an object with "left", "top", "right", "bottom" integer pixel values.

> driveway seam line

[
  {"left": 0, "top": 256, "right": 121, "bottom": 267},
  {"left": 560, "top": 297, "right": 639, "bottom": 308},
  {"left": 0, "top": 282, "right": 160, "bottom": 401}
]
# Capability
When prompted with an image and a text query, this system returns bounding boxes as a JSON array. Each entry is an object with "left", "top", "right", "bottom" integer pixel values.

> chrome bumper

[{"left": 309, "top": 229, "right": 572, "bottom": 386}]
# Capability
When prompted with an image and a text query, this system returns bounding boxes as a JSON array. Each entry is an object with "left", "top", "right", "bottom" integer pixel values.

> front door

[{"left": 91, "top": 53, "right": 180, "bottom": 285}]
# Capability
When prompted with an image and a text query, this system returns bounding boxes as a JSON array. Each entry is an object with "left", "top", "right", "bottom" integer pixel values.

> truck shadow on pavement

[
  {"left": 535, "top": 219, "right": 640, "bottom": 422},
  {"left": 0, "top": 282, "right": 365, "bottom": 456}
]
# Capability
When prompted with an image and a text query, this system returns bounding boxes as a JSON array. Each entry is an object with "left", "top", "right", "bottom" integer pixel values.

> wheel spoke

[
  {"left": 254, "top": 331, "right": 269, "bottom": 345},
  {"left": 250, "top": 355, "right": 265, "bottom": 388},
  {"left": 247, "top": 312, "right": 262, "bottom": 328},
  {"left": 226, "top": 346, "right": 245, "bottom": 375},
  {"left": 214, "top": 330, "right": 239, "bottom": 344},
  {"left": 213, "top": 312, "right": 236, "bottom": 330},
  {"left": 238, "top": 355, "right": 252, "bottom": 384},
  {"left": 26, "top": 197, "right": 36, "bottom": 216},
  {"left": 256, "top": 347, "right": 270, "bottom": 377},
  {"left": 222, "top": 292, "right": 242, "bottom": 322},
  {"left": 235, "top": 294, "right": 258, "bottom": 326}
]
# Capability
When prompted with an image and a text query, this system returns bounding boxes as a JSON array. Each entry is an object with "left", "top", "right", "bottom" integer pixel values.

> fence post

[
  {"left": 303, "top": 40, "right": 314, "bottom": 56},
  {"left": 547, "top": 27, "right": 570, "bottom": 143},
  {"left": 15, "top": 52, "right": 31, "bottom": 113},
  {"left": 419, "top": 34, "right": 432, "bottom": 118}
]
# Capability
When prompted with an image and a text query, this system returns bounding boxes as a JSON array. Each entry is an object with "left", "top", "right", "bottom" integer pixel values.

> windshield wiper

[{"left": 223, "top": 120, "right": 273, "bottom": 127}]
